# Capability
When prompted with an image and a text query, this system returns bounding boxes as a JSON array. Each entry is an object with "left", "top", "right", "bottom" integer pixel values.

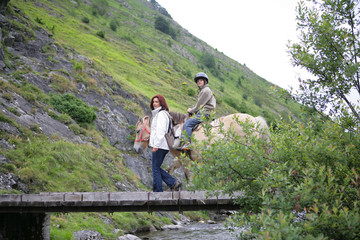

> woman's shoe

[{"left": 171, "top": 181, "right": 182, "bottom": 191}]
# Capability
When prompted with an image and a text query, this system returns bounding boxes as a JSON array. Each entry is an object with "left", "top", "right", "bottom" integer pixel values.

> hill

[{"left": 0, "top": 0, "right": 305, "bottom": 238}]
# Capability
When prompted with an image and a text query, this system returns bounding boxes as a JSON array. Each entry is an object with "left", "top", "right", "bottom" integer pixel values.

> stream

[{"left": 137, "top": 221, "right": 243, "bottom": 240}]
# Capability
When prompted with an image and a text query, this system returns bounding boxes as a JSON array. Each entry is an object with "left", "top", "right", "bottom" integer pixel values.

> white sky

[{"left": 155, "top": 0, "right": 303, "bottom": 91}]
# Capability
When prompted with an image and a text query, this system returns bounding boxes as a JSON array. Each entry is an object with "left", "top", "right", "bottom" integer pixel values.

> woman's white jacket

[{"left": 149, "top": 107, "right": 169, "bottom": 150}]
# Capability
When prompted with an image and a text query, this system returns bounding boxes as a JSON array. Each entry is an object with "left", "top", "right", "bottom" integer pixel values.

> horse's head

[{"left": 133, "top": 115, "right": 151, "bottom": 153}]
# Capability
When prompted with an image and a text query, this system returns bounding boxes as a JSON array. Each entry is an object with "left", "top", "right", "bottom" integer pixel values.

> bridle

[{"left": 134, "top": 116, "right": 151, "bottom": 143}]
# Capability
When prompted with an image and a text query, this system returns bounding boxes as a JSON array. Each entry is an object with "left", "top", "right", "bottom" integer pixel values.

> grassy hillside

[{"left": 6, "top": 0, "right": 302, "bottom": 122}]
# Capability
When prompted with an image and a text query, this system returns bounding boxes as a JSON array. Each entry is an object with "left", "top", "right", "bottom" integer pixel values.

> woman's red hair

[{"left": 150, "top": 94, "right": 169, "bottom": 111}]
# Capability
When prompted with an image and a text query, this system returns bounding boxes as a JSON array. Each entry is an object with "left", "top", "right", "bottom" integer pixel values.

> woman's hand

[{"left": 152, "top": 147, "right": 158, "bottom": 152}]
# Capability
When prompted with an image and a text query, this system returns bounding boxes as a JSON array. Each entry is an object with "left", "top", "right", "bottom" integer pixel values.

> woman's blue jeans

[{"left": 152, "top": 149, "right": 176, "bottom": 192}]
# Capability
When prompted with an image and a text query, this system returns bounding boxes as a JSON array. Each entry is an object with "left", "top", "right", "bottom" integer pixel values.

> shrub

[
  {"left": 49, "top": 73, "right": 75, "bottom": 93},
  {"left": 35, "top": 17, "right": 44, "bottom": 25},
  {"left": 96, "top": 30, "right": 105, "bottom": 38},
  {"left": 81, "top": 16, "right": 90, "bottom": 24},
  {"left": 109, "top": 19, "right": 118, "bottom": 32},
  {"left": 91, "top": 0, "right": 109, "bottom": 16},
  {"left": 187, "top": 88, "right": 196, "bottom": 97},
  {"left": 155, "top": 16, "right": 169, "bottom": 34},
  {"left": 192, "top": 118, "right": 360, "bottom": 239},
  {"left": 72, "top": 60, "right": 84, "bottom": 72},
  {"left": 201, "top": 52, "right": 216, "bottom": 69},
  {"left": 50, "top": 93, "right": 96, "bottom": 124}
]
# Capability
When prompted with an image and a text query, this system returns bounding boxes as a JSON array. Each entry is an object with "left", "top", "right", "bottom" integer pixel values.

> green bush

[
  {"left": 109, "top": 19, "right": 118, "bottom": 32},
  {"left": 201, "top": 52, "right": 216, "bottom": 70},
  {"left": 187, "top": 88, "right": 196, "bottom": 97},
  {"left": 96, "top": 30, "right": 105, "bottom": 38},
  {"left": 81, "top": 16, "right": 90, "bottom": 24},
  {"left": 91, "top": 0, "right": 109, "bottom": 16},
  {"left": 191, "top": 118, "right": 360, "bottom": 239},
  {"left": 154, "top": 16, "right": 169, "bottom": 34},
  {"left": 50, "top": 93, "right": 96, "bottom": 124}
]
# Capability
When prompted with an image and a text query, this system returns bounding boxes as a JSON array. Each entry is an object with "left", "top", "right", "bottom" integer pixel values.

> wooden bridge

[
  {"left": 0, "top": 190, "right": 242, "bottom": 213},
  {"left": 0, "top": 191, "right": 243, "bottom": 240}
]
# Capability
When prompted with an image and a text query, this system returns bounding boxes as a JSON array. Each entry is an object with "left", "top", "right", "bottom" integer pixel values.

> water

[{"left": 137, "top": 222, "right": 242, "bottom": 240}]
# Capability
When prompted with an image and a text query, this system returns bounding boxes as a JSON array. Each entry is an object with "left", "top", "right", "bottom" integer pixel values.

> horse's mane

[{"left": 169, "top": 112, "right": 187, "bottom": 124}]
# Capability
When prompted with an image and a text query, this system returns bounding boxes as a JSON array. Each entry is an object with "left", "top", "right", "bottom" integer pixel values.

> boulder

[
  {"left": 73, "top": 230, "right": 104, "bottom": 240},
  {"left": 117, "top": 234, "right": 141, "bottom": 240}
]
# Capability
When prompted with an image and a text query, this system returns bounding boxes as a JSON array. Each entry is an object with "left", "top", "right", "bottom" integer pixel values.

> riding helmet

[{"left": 194, "top": 72, "right": 209, "bottom": 84}]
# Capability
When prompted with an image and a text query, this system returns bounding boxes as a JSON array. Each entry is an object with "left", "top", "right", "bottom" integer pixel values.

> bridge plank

[{"left": 0, "top": 191, "right": 242, "bottom": 213}]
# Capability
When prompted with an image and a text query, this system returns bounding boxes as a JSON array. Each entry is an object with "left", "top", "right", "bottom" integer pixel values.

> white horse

[{"left": 133, "top": 113, "right": 270, "bottom": 182}]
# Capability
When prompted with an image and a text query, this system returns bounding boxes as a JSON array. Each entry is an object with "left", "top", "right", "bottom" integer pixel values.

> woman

[{"left": 149, "top": 94, "right": 182, "bottom": 192}]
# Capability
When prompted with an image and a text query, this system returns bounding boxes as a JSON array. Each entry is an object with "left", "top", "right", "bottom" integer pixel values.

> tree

[
  {"left": 201, "top": 52, "right": 216, "bottom": 70},
  {"left": 289, "top": 0, "right": 360, "bottom": 129},
  {"left": 154, "top": 16, "right": 169, "bottom": 34}
]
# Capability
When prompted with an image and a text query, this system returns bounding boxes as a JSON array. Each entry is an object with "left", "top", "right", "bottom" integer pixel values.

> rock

[
  {"left": 123, "top": 153, "right": 152, "bottom": 188},
  {"left": 0, "top": 155, "right": 9, "bottom": 164},
  {"left": 117, "top": 234, "right": 141, "bottom": 240},
  {"left": 0, "top": 139, "right": 15, "bottom": 150},
  {"left": 0, "top": 173, "right": 29, "bottom": 193},
  {"left": 0, "top": 48, "right": 5, "bottom": 69},
  {"left": 13, "top": 32, "right": 24, "bottom": 42},
  {"left": 0, "top": 122, "right": 21, "bottom": 136},
  {"left": 160, "top": 224, "right": 183, "bottom": 230},
  {"left": 73, "top": 230, "right": 104, "bottom": 240},
  {"left": 4, "top": 35, "right": 15, "bottom": 47}
]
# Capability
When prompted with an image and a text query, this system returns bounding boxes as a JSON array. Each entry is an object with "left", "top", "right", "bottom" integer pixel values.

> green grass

[
  {"left": 9, "top": 0, "right": 302, "bottom": 119},
  {"left": 3, "top": 135, "right": 136, "bottom": 192},
  {"left": 50, "top": 212, "right": 176, "bottom": 239}
]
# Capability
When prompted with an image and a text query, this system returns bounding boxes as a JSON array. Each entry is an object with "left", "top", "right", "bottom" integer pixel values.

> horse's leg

[
  {"left": 182, "top": 162, "right": 191, "bottom": 183},
  {"left": 168, "top": 157, "right": 182, "bottom": 175},
  {"left": 168, "top": 157, "right": 192, "bottom": 184}
]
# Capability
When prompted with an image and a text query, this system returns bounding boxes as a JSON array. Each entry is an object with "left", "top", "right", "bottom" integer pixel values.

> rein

[{"left": 135, "top": 116, "right": 151, "bottom": 142}]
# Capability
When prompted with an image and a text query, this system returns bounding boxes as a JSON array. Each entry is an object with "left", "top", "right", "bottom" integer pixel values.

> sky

[{"left": 155, "top": 0, "right": 303, "bottom": 91}]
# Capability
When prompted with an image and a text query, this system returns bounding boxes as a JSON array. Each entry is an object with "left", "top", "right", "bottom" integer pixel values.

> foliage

[
  {"left": 201, "top": 52, "right": 216, "bottom": 70},
  {"left": 50, "top": 93, "right": 96, "bottom": 124},
  {"left": 91, "top": 0, "right": 109, "bottom": 16},
  {"left": 289, "top": 0, "right": 360, "bottom": 129},
  {"left": 81, "top": 16, "right": 89, "bottom": 23},
  {"left": 4, "top": 136, "right": 124, "bottom": 192},
  {"left": 190, "top": 117, "right": 360, "bottom": 239},
  {"left": 109, "top": 19, "right": 118, "bottom": 32},
  {"left": 187, "top": 87, "right": 196, "bottom": 97},
  {"left": 154, "top": 16, "right": 169, "bottom": 34},
  {"left": 51, "top": 212, "right": 176, "bottom": 239},
  {"left": 96, "top": 30, "right": 105, "bottom": 38},
  {"left": 154, "top": 15, "right": 177, "bottom": 39}
]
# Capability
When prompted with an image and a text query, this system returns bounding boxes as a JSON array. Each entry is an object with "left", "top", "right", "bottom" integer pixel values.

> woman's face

[{"left": 153, "top": 97, "right": 160, "bottom": 109}]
